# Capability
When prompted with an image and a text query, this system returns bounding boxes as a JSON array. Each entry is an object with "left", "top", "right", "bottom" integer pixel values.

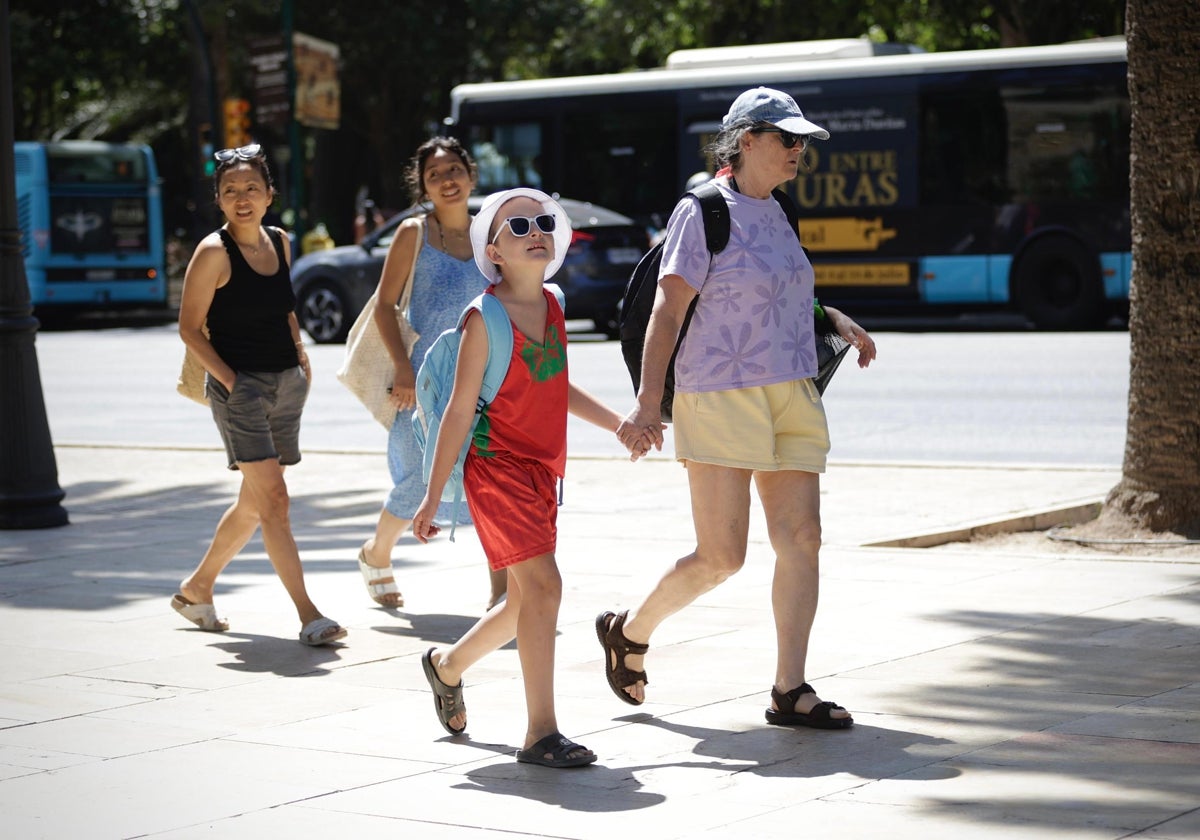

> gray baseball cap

[{"left": 722, "top": 86, "right": 830, "bottom": 140}]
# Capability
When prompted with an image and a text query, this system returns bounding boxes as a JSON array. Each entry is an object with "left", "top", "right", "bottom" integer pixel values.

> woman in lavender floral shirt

[{"left": 600, "top": 87, "right": 877, "bottom": 730}]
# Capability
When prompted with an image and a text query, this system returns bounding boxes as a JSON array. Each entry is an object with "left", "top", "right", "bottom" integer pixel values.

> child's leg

[
  {"left": 507, "top": 554, "right": 590, "bottom": 763},
  {"left": 507, "top": 553, "right": 561, "bottom": 745},
  {"left": 428, "top": 570, "right": 522, "bottom": 732}
]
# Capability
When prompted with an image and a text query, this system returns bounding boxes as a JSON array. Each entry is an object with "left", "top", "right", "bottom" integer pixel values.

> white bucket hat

[{"left": 469, "top": 188, "right": 572, "bottom": 285}]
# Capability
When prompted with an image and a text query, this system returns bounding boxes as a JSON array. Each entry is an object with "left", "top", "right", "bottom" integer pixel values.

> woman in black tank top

[{"left": 173, "top": 146, "right": 346, "bottom": 647}]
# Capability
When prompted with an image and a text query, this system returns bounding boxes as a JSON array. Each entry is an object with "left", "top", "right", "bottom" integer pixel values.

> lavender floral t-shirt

[{"left": 659, "top": 180, "right": 818, "bottom": 393}]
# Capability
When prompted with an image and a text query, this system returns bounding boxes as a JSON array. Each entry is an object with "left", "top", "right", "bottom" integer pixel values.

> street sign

[{"left": 249, "top": 35, "right": 290, "bottom": 129}]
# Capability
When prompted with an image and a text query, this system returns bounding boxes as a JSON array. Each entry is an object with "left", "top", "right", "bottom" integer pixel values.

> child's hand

[{"left": 411, "top": 498, "right": 441, "bottom": 544}]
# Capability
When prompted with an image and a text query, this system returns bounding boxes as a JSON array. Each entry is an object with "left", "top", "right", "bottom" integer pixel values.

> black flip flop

[
  {"left": 516, "top": 732, "right": 597, "bottom": 768},
  {"left": 421, "top": 648, "right": 466, "bottom": 735}
]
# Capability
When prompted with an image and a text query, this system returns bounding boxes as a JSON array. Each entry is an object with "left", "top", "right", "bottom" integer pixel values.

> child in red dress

[{"left": 412, "top": 188, "right": 654, "bottom": 767}]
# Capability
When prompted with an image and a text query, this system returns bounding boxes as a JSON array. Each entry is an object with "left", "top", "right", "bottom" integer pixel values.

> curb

[{"left": 862, "top": 500, "right": 1104, "bottom": 548}]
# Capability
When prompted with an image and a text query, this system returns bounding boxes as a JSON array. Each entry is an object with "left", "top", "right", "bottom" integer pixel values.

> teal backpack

[{"left": 412, "top": 286, "right": 564, "bottom": 539}]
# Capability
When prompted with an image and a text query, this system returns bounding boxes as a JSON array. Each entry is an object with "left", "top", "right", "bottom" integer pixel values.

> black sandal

[
  {"left": 595, "top": 610, "right": 649, "bottom": 706},
  {"left": 765, "top": 682, "right": 853, "bottom": 729},
  {"left": 516, "top": 732, "right": 598, "bottom": 768}
]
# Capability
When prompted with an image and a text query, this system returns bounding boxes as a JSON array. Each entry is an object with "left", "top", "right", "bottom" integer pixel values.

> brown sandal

[
  {"left": 595, "top": 610, "right": 649, "bottom": 706},
  {"left": 765, "top": 683, "right": 853, "bottom": 729}
]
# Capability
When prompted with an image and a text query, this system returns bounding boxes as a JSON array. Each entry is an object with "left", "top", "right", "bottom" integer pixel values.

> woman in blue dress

[{"left": 357, "top": 137, "right": 498, "bottom": 609}]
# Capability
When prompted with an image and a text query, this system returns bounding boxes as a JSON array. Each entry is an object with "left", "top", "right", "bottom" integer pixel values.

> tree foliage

[{"left": 10, "top": 0, "right": 1127, "bottom": 235}]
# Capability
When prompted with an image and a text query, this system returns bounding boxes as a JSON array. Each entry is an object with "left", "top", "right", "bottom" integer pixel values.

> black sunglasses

[
  {"left": 752, "top": 127, "right": 809, "bottom": 150},
  {"left": 214, "top": 143, "right": 263, "bottom": 162},
  {"left": 491, "top": 214, "right": 556, "bottom": 244}
]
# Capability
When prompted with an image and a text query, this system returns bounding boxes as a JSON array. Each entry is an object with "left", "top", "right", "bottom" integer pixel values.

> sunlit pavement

[{"left": 1, "top": 445, "right": 1197, "bottom": 839}]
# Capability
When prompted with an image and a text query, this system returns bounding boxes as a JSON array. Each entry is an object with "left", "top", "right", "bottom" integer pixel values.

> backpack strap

[
  {"left": 457, "top": 293, "right": 514, "bottom": 407},
  {"left": 440, "top": 294, "right": 513, "bottom": 541},
  {"left": 688, "top": 180, "right": 730, "bottom": 254},
  {"left": 771, "top": 187, "right": 802, "bottom": 245},
  {"left": 545, "top": 282, "right": 566, "bottom": 314}
]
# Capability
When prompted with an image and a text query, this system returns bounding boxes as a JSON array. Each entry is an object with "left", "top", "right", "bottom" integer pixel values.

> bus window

[
  {"left": 1000, "top": 82, "right": 1130, "bottom": 203},
  {"left": 560, "top": 102, "right": 677, "bottom": 222},
  {"left": 467, "top": 122, "right": 543, "bottom": 192},
  {"left": 920, "top": 91, "right": 1009, "bottom": 206}
]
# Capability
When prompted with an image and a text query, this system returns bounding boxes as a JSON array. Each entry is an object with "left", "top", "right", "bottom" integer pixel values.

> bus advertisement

[
  {"left": 448, "top": 38, "right": 1130, "bottom": 329},
  {"left": 14, "top": 141, "right": 168, "bottom": 315}
]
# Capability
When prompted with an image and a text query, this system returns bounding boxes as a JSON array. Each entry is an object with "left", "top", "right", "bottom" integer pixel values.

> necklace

[
  {"left": 232, "top": 230, "right": 262, "bottom": 255},
  {"left": 433, "top": 214, "right": 469, "bottom": 252}
]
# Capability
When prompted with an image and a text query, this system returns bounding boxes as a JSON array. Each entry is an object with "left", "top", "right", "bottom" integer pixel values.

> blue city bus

[
  {"left": 449, "top": 38, "right": 1130, "bottom": 329},
  {"left": 14, "top": 141, "right": 167, "bottom": 314}
]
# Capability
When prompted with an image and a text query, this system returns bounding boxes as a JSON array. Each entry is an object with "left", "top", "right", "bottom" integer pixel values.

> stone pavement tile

[
  {"left": 843, "top": 633, "right": 1194, "bottom": 697},
  {"left": 0, "top": 713, "right": 213, "bottom": 759},
  {"left": 1050, "top": 707, "right": 1200, "bottom": 744},
  {"left": 843, "top": 677, "right": 1135, "bottom": 733},
  {"left": 0, "top": 679, "right": 158, "bottom": 725},
  {"left": 306, "top": 766, "right": 785, "bottom": 840},
  {"left": 0, "top": 744, "right": 98, "bottom": 778},
  {"left": 151, "top": 804, "right": 503, "bottom": 839},
  {"left": 0, "top": 737, "right": 421, "bottom": 838},
  {"left": 687, "top": 798, "right": 1123, "bottom": 839},
  {"left": 1132, "top": 684, "right": 1200, "bottom": 711},
  {"left": 0, "top": 639, "right": 153, "bottom": 683},
  {"left": 1132, "top": 809, "right": 1200, "bottom": 839},
  {"left": 95, "top": 675, "right": 402, "bottom": 735},
  {"left": 824, "top": 732, "right": 1200, "bottom": 834}
]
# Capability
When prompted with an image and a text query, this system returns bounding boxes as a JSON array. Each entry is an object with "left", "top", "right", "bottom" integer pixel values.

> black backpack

[{"left": 618, "top": 181, "right": 805, "bottom": 421}]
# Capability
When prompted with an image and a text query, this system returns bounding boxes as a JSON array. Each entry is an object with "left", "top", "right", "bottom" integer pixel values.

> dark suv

[{"left": 293, "top": 197, "right": 648, "bottom": 342}]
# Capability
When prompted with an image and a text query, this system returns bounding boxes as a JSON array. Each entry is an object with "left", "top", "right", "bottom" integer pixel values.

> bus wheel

[
  {"left": 298, "top": 279, "right": 350, "bottom": 343},
  {"left": 1013, "top": 237, "right": 1104, "bottom": 330}
]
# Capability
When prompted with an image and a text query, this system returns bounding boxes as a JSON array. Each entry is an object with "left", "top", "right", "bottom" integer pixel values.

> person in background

[
  {"left": 354, "top": 198, "right": 385, "bottom": 244},
  {"left": 600, "top": 87, "right": 877, "bottom": 729},
  {"left": 356, "top": 137, "right": 505, "bottom": 610},
  {"left": 174, "top": 143, "right": 346, "bottom": 647}
]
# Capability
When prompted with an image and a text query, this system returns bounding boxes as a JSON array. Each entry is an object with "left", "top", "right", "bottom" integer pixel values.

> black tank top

[{"left": 207, "top": 227, "right": 298, "bottom": 372}]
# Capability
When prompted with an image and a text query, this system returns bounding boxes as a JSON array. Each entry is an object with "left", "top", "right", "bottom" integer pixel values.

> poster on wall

[{"left": 293, "top": 32, "right": 340, "bottom": 130}]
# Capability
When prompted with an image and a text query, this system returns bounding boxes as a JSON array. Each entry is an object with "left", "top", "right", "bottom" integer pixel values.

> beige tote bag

[{"left": 336, "top": 216, "right": 424, "bottom": 428}]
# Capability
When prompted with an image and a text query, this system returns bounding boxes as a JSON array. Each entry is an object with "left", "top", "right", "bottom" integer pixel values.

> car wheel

[{"left": 298, "top": 279, "right": 352, "bottom": 343}]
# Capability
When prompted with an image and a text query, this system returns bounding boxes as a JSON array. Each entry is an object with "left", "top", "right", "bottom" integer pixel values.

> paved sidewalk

[{"left": 1, "top": 445, "right": 1198, "bottom": 839}]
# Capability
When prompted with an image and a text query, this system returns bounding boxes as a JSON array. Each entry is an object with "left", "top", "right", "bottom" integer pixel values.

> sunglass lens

[
  {"left": 535, "top": 215, "right": 556, "bottom": 234},
  {"left": 508, "top": 217, "right": 531, "bottom": 236},
  {"left": 780, "top": 131, "right": 800, "bottom": 149}
]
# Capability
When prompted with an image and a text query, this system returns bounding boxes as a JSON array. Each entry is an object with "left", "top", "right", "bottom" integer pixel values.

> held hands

[{"left": 616, "top": 404, "right": 666, "bottom": 462}]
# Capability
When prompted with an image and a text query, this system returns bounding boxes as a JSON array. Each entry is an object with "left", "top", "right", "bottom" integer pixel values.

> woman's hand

[
  {"left": 296, "top": 343, "right": 312, "bottom": 381},
  {"left": 388, "top": 363, "right": 417, "bottom": 411},
  {"left": 825, "top": 306, "right": 877, "bottom": 368}
]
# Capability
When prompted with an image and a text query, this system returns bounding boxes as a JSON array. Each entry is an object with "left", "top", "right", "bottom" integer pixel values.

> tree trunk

[{"left": 1105, "top": 0, "right": 1200, "bottom": 534}]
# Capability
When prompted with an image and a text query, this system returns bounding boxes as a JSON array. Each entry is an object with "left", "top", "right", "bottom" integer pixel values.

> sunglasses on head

[
  {"left": 752, "top": 127, "right": 809, "bottom": 150},
  {"left": 491, "top": 214, "right": 556, "bottom": 244},
  {"left": 214, "top": 143, "right": 263, "bottom": 163}
]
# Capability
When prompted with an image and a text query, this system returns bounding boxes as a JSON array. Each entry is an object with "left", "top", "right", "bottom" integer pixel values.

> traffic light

[{"left": 223, "top": 98, "right": 252, "bottom": 150}]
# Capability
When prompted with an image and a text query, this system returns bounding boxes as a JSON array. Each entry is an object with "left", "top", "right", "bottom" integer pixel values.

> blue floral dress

[{"left": 385, "top": 221, "right": 490, "bottom": 521}]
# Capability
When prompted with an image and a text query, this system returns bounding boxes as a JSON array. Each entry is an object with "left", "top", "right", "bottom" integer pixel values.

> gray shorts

[{"left": 206, "top": 367, "right": 309, "bottom": 470}]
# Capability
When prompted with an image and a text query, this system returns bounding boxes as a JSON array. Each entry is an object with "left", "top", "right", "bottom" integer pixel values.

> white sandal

[{"left": 358, "top": 548, "right": 403, "bottom": 607}]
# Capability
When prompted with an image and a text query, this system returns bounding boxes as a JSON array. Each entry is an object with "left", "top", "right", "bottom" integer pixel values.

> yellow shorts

[{"left": 673, "top": 379, "right": 829, "bottom": 473}]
